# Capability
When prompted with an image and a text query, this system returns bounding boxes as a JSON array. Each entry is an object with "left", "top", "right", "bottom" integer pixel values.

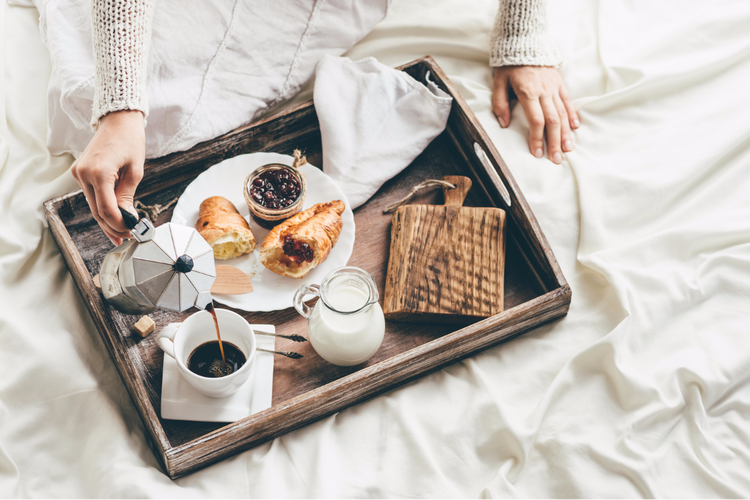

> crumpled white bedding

[{"left": 2, "top": 0, "right": 750, "bottom": 496}]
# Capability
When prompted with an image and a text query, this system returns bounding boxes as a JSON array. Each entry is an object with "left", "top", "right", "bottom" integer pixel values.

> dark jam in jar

[
  {"left": 249, "top": 169, "right": 301, "bottom": 210},
  {"left": 283, "top": 236, "right": 314, "bottom": 264}
]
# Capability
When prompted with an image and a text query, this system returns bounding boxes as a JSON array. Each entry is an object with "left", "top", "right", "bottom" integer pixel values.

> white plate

[
  {"left": 171, "top": 152, "right": 355, "bottom": 312},
  {"left": 160, "top": 325, "right": 275, "bottom": 423}
]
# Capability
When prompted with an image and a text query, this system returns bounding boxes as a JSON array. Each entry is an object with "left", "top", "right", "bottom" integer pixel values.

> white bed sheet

[{"left": 2, "top": 0, "right": 750, "bottom": 496}]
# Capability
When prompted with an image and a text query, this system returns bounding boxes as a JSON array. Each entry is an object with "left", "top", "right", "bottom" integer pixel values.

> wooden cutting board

[{"left": 384, "top": 175, "right": 505, "bottom": 323}]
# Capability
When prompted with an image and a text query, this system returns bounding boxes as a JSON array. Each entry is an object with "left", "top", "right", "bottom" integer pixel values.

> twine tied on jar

[{"left": 291, "top": 149, "right": 307, "bottom": 170}]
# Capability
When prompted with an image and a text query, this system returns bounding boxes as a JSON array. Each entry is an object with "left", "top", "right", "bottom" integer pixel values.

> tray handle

[{"left": 474, "top": 143, "right": 511, "bottom": 207}]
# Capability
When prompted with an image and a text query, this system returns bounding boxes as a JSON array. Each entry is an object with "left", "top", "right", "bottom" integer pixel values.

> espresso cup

[{"left": 156, "top": 309, "right": 257, "bottom": 398}]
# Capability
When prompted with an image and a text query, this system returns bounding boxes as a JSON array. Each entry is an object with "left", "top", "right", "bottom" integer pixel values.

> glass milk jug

[{"left": 293, "top": 267, "right": 385, "bottom": 366}]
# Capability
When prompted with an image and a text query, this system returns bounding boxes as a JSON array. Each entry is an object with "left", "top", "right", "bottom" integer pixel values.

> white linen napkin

[{"left": 314, "top": 56, "right": 453, "bottom": 209}]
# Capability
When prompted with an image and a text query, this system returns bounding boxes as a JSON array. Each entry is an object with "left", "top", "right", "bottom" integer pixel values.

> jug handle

[{"left": 293, "top": 284, "right": 320, "bottom": 319}]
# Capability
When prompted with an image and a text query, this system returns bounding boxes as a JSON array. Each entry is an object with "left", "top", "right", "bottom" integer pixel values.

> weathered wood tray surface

[{"left": 44, "top": 56, "right": 571, "bottom": 479}]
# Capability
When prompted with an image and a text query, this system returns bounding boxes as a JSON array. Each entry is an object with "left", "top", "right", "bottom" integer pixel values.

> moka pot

[{"left": 99, "top": 208, "right": 216, "bottom": 315}]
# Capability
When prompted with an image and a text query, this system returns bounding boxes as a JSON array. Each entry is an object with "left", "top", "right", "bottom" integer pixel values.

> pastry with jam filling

[{"left": 259, "top": 200, "right": 344, "bottom": 278}]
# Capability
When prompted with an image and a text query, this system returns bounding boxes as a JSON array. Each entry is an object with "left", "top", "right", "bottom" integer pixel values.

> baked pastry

[
  {"left": 195, "top": 196, "right": 256, "bottom": 260},
  {"left": 260, "top": 200, "right": 345, "bottom": 278}
]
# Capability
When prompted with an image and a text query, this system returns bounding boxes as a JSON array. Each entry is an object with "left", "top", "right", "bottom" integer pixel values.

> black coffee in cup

[{"left": 188, "top": 341, "right": 246, "bottom": 378}]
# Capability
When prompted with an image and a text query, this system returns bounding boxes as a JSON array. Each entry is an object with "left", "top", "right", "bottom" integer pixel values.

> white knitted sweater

[
  {"left": 91, "top": 0, "right": 155, "bottom": 128},
  {"left": 90, "top": 0, "right": 558, "bottom": 127},
  {"left": 489, "top": 0, "right": 560, "bottom": 68}
]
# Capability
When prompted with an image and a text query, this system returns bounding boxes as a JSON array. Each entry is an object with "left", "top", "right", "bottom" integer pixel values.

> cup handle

[
  {"left": 156, "top": 322, "right": 182, "bottom": 359},
  {"left": 293, "top": 284, "right": 320, "bottom": 319}
]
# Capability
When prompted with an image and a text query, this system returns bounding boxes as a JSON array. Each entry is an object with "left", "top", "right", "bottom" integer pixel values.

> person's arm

[
  {"left": 71, "top": 0, "right": 155, "bottom": 245},
  {"left": 490, "top": 0, "right": 579, "bottom": 164}
]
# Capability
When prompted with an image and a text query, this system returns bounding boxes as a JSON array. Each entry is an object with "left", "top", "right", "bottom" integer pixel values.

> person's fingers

[
  {"left": 540, "top": 96, "right": 562, "bottom": 164},
  {"left": 70, "top": 161, "right": 80, "bottom": 184},
  {"left": 78, "top": 179, "right": 99, "bottom": 221},
  {"left": 554, "top": 94, "right": 574, "bottom": 153},
  {"left": 91, "top": 170, "right": 131, "bottom": 239},
  {"left": 114, "top": 164, "right": 143, "bottom": 219},
  {"left": 518, "top": 96, "right": 546, "bottom": 158},
  {"left": 560, "top": 84, "right": 580, "bottom": 129},
  {"left": 73, "top": 161, "right": 113, "bottom": 242},
  {"left": 100, "top": 225, "right": 123, "bottom": 246},
  {"left": 492, "top": 70, "right": 511, "bottom": 128},
  {"left": 79, "top": 180, "right": 122, "bottom": 245}
]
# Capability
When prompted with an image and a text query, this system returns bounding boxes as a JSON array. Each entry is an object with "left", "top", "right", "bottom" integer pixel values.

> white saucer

[{"left": 160, "top": 325, "right": 276, "bottom": 423}]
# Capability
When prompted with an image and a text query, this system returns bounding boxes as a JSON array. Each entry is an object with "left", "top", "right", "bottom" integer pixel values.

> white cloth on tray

[
  {"left": 314, "top": 55, "right": 452, "bottom": 209},
  {"left": 4, "top": 0, "right": 750, "bottom": 496},
  {"left": 31, "top": 0, "right": 389, "bottom": 158}
]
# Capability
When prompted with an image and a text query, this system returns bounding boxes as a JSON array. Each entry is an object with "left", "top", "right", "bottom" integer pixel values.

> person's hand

[
  {"left": 492, "top": 66, "right": 580, "bottom": 164},
  {"left": 71, "top": 110, "right": 145, "bottom": 246}
]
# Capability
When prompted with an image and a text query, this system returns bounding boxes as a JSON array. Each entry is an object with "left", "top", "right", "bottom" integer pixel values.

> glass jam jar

[{"left": 243, "top": 163, "right": 307, "bottom": 229}]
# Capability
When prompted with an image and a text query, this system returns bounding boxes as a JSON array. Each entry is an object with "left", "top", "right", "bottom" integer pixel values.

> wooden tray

[{"left": 44, "top": 56, "right": 571, "bottom": 479}]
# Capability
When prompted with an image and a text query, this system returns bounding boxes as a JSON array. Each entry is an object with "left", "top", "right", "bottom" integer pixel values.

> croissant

[
  {"left": 260, "top": 200, "right": 345, "bottom": 278},
  {"left": 195, "top": 196, "right": 256, "bottom": 260}
]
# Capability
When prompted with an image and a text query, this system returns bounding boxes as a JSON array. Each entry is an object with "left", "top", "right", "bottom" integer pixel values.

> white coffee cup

[{"left": 156, "top": 309, "right": 257, "bottom": 398}]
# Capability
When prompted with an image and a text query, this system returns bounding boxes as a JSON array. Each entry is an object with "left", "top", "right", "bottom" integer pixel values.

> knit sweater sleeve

[
  {"left": 489, "top": 0, "right": 561, "bottom": 67},
  {"left": 90, "top": 0, "right": 156, "bottom": 129}
]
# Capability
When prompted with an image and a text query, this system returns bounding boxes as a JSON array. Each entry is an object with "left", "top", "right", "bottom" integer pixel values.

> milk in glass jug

[{"left": 293, "top": 267, "right": 384, "bottom": 366}]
